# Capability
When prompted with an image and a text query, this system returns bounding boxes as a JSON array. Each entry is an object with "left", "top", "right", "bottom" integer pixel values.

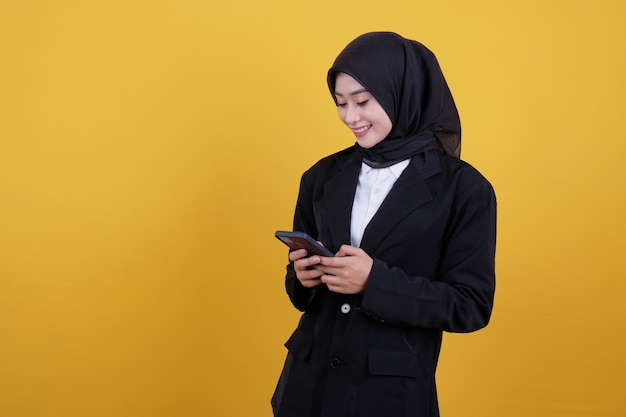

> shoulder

[
  {"left": 429, "top": 152, "right": 496, "bottom": 201},
  {"left": 301, "top": 146, "right": 358, "bottom": 180},
  {"left": 306, "top": 146, "right": 356, "bottom": 171},
  {"left": 444, "top": 154, "right": 491, "bottom": 183}
]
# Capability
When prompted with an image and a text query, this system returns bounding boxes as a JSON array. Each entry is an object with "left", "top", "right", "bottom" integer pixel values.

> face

[{"left": 334, "top": 72, "right": 392, "bottom": 149}]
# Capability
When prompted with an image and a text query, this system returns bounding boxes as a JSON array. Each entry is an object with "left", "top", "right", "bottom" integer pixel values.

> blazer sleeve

[
  {"left": 284, "top": 173, "right": 322, "bottom": 311},
  {"left": 359, "top": 179, "right": 497, "bottom": 333}
]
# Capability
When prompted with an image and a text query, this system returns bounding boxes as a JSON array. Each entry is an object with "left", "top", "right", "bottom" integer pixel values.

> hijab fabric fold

[{"left": 327, "top": 32, "right": 462, "bottom": 167}]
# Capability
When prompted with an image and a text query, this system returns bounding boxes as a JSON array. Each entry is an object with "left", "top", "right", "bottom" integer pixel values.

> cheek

[
  {"left": 383, "top": 120, "right": 393, "bottom": 136},
  {"left": 379, "top": 113, "right": 393, "bottom": 135},
  {"left": 373, "top": 112, "right": 391, "bottom": 132}
]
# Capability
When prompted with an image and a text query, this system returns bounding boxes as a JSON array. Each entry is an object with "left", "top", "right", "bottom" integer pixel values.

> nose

[{"left": 343, "top": 104, "right": 360, "bottom": 124}]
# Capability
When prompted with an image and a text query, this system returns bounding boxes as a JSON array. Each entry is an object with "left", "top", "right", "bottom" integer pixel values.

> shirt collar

[{"left": 361, "top": 159, "right": 410, "bottom": 178}]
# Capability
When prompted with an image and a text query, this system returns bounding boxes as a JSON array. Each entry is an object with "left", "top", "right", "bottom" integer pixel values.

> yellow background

[{"left": 1, "top": 0, "right": 625, "bottom": 416}]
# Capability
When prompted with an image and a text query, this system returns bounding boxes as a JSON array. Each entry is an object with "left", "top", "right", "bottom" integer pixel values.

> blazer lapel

[
  {"left": 360, "top": 154, "right": 441, "bottom": 255},
  {"left": 322, "top": 156, "right": 362, "bottom": 250}
]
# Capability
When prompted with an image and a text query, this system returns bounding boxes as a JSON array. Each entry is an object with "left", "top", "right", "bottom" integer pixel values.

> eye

[
  {"left": 357, "top": 100, "right": 369, "bottom": 107},
  {"left": 336, "top": 103, "right": 347, "bottom": 108}
]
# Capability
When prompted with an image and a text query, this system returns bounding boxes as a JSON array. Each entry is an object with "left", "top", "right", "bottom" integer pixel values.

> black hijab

[{"left": 327, "top": 32, "right": 461, "bottom": 167}]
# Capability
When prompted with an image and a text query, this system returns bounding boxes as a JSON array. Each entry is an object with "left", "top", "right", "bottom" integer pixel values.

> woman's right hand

[{"left": 289, "top": 249, "right": 325, "bottom": 288}]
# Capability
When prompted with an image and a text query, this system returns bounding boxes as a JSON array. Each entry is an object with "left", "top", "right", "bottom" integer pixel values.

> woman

[{"left": 272, "top": 32, "right": 496, "bottom": 417}]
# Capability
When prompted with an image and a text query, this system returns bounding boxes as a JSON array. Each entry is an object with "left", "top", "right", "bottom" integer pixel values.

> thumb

[{"left": 336, "top": 244, "right": 361, "bottom": 257}]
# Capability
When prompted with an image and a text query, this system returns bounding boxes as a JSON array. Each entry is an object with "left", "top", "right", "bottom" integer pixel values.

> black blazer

[{"left": 272, "top": 148, "right": 496, "bottom": 417}]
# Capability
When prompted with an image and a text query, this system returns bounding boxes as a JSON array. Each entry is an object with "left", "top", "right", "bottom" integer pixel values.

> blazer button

[
  {"left": 340, "top": 303, "right": 351, "bottom": 314},
  {"left": 330, "top": 357, "right": 342, "bottom": 369}
]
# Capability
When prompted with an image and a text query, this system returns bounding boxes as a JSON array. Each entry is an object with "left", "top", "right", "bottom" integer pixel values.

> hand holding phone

[{"left": 275, "top": 231, "right": 334, "bottom": 257}]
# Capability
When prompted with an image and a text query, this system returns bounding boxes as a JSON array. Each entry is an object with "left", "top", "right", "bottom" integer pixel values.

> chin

[{"left": 357, "top": 138, "right": 383, "bottom": 149}]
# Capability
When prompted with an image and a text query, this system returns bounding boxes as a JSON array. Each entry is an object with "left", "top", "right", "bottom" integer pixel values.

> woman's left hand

[{"left": 315, "top": 245, "right": 373, "bottom": 294}]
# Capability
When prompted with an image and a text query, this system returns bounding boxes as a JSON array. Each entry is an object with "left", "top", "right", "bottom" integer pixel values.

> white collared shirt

[{"left": 350, "top": 159, "right": 411, "bottom": 247}]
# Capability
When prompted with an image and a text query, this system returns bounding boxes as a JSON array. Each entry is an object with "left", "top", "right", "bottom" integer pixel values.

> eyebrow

[{"left": 334, "top": 88, "right": 368, "bottom": 97}]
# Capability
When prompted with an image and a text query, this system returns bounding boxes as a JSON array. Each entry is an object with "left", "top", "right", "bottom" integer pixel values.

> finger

[
  {"left": 288, "top": 249, "right": 308, "bottom": 262},
  {"left": 320, "top": 273, "right": 341, "bottom": 286},
  {"left": 316, "top": 257, "right": 352, "bottom": 277},
  {"left": 314, "top": 263, "right": 340, "bottom": 276},
  {"left": 322, "top": 277, "right": 347, "bottom": 294},
  {"left": 294, "top": 255, "right": 321, "bottom": 271},
  {"left": 298, "top": 266, "right": 324, "bottom": 279},
  {"left": 300, "top": 276, "right": 323, "bottom": 288},
  {"left": 297, "top": 269, "right": 324, "bottom": 287}
]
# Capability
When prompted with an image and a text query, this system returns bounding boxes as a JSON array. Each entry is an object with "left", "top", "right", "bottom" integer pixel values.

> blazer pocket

[
  {"left": 368, "top": 350, "right": 419, "bottom": 378},
  {"left": 284, "top": 328, "right": 314, "bottom": 362}
]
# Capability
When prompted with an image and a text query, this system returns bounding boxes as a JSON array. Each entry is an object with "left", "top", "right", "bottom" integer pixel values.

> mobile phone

[{"left": 275, "top": 231, "right": 334, "bottom": 257}]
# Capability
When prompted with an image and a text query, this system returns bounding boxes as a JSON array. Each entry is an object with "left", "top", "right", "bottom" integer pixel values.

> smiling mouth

[{"left": 352, "top": 125, "right": 371, "bottom": 136}]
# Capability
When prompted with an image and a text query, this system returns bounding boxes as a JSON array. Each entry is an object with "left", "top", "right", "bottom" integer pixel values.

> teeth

[{"left": 354, "top": 126, "right": 370, "bottom": 133}]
